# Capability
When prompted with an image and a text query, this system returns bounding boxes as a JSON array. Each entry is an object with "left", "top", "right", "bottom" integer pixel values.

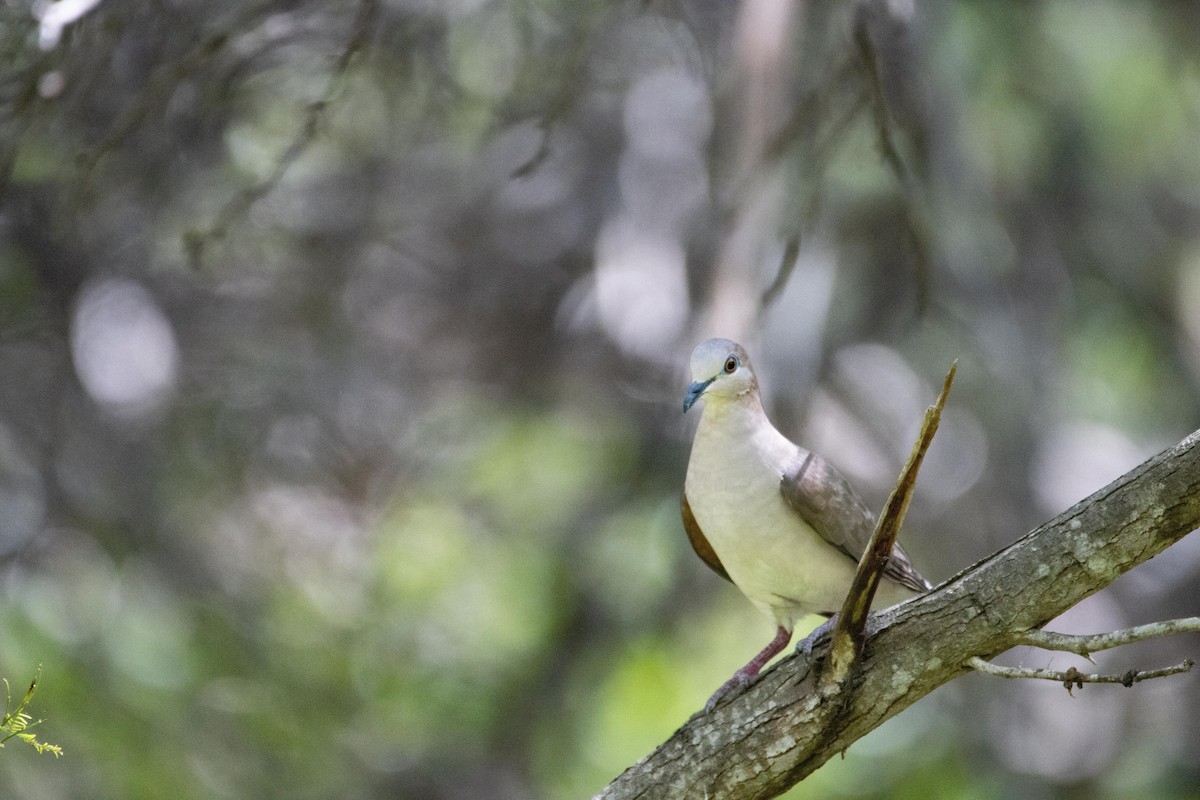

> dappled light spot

[
  {"left": 1031, "top": 422, "right": 1150, "bottom": 517},
  {"left": 70, "top": 278, "right": 179, "bottom": 417},
  {"left": 593, "top": 218, "right": 689, "bottom": 360}
]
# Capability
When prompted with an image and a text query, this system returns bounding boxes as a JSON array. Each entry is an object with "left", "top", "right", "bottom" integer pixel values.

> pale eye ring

[{"left": 723, "top": 355, "right": 738, "bottom": 374}]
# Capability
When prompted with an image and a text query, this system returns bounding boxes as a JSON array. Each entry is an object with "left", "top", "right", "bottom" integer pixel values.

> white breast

[{"left": 685, "top": 401, "right": 863, "bottom": 629}]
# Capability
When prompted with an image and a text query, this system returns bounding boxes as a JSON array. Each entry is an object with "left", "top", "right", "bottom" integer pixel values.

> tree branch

[
  {"left": 595, "top": 428, "right": 1200, "bottom": 800},
  {"left": 965, "top": 656, "right": 1195, "bottom": 696}
]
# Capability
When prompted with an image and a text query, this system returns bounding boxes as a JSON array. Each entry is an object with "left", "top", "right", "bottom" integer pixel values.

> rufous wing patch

[{"left": 681, "top": 492, "right": 732, "bottom": 583}]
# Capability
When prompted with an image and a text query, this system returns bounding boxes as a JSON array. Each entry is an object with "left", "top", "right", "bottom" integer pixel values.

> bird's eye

[{"left": 723, "top": 356, "right": 738, "bottom": 374}]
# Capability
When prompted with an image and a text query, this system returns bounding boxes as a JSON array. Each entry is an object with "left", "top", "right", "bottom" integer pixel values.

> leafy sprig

[{"left": 1, "top": 668, "right": 62, "bottom": 758}]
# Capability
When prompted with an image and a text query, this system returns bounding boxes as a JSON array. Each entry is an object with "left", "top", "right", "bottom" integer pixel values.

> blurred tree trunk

[{"left": 596, "top": 428, "right": 1200, "bottom": 800}]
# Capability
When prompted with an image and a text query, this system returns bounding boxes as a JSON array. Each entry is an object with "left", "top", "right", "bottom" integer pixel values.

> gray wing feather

[{"left": 780, "top": 450, "right": 931, "bottom": 593}]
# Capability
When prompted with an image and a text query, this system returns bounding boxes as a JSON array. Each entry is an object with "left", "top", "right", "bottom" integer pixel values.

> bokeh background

[{"left": 1, "top": 1, "right": 1199, "bottom": 797}]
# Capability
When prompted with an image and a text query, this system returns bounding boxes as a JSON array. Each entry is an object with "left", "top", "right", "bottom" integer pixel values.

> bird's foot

[
  {"left": 703, "top": 625, "right": 792, "bottom": 712},
  {"left": 794, "top": 614, "right": 838, "bottom": 658},
  {"left": 703, "top": 667, "right": 757, "bottom": 712}
]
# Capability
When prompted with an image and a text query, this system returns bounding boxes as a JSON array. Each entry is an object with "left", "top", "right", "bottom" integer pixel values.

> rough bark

[{"left": 596, "top": 428, "right": 1200, "bottom": 800}]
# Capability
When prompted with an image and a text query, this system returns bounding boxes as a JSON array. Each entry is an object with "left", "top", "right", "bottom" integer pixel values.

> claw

[
  {"left": 704, "top": 669, "right": 755, "bottom": 711},
  {"left": 794, "top": 614, "right": 838, "bottom": 658}
]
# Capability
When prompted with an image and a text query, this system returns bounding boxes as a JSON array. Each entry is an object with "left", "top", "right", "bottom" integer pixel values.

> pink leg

[{"left": 704, "top": 625, "right": 792, "bottom": 711}]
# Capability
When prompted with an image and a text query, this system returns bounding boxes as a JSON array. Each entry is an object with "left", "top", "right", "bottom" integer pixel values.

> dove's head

[{"left": 683, "top": 338, "right": 758, "bottom": 412}]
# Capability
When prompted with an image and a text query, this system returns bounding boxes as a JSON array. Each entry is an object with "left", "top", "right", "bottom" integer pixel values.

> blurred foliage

[{"left": 0, "top": 1, "right": 1198, "bottom": 798}]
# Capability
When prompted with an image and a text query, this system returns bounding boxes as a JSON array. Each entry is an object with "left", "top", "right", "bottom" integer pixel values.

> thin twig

[
  {"left": 185, "top": 0, "right": 378, "bottom": 266},
  {"left": 1013, "top": 617, "right": 1200, "bottom": 659},
  {"left": 966, "top": 655, "right": 1195, "bottom": 697},
  {"left": 759, "top": 236, "right": 801, "bottom": 310},
  {"left": 822, "top": 360, "right": 956, "bottom": 685},
  {"left": 851, "top": 7, "right": 933, "bottom": 313},
  {"left": 852, "top": 15, "right": 906, "bottom": 184}
]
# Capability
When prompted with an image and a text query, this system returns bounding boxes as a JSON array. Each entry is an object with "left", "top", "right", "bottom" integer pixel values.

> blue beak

[{"left": 682, "top": 378, "right": 714, "bottom": 413}]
